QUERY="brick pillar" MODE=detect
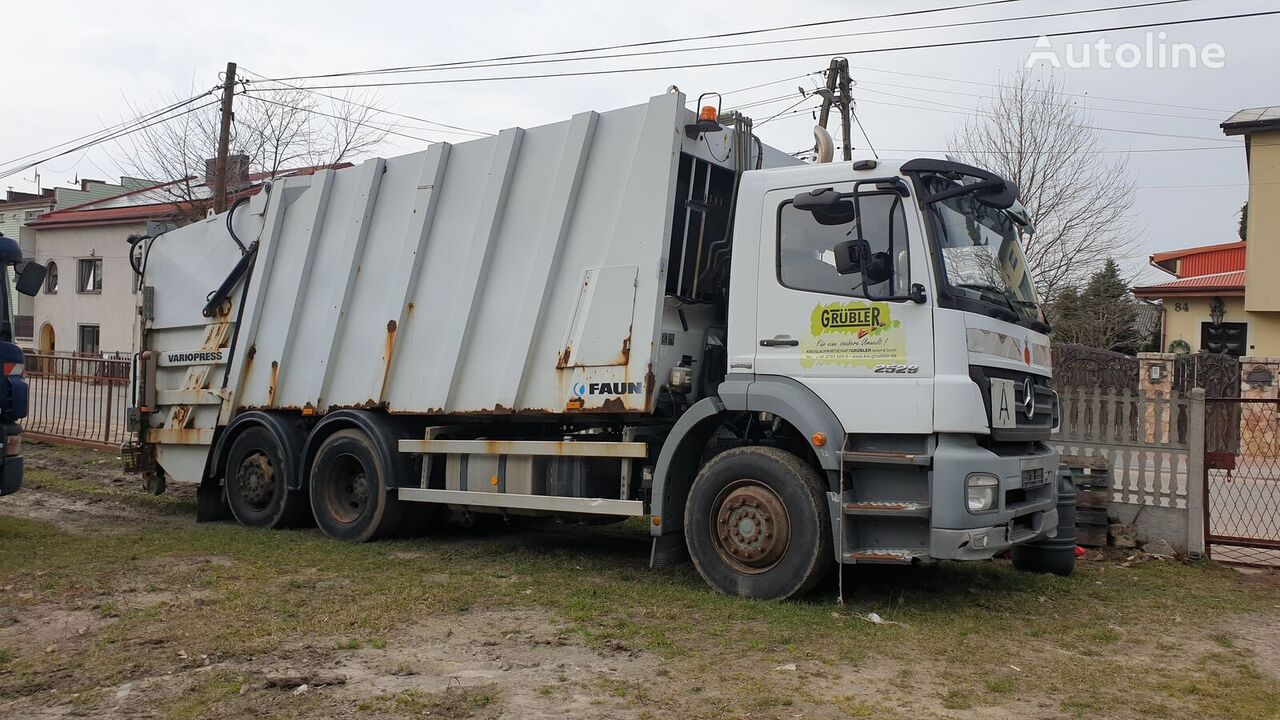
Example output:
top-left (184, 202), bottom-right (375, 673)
top-left (1138, 352), bottom-right (1177, 443)
top-left (1239, 356), bottom-right (1280, 455)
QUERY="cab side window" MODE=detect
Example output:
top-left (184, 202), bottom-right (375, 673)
top-left (777, 192), bottom-right (908, 298)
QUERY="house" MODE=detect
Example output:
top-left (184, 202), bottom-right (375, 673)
top-left (22, 164), bottom-right (349, 356)
top-left (1131, 106), bottom-right (1280, 356)
top-left (0, 179), bottom-right (156, 344)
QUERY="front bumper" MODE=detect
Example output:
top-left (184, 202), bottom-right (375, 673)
top-left (929, 434), bottom-right (1059, 560)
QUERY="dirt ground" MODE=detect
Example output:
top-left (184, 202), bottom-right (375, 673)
top-left (1, 442), bottom-right (1278, 720)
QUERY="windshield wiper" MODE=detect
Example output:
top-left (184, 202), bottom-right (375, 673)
top-left (954, 283), bottom-right (1027, 315)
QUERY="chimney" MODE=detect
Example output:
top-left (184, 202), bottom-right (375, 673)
top-left (204, 154), bottom-right (251, 191)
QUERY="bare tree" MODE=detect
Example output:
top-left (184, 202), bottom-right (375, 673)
top-left (948, 71), bottom-right (1138, 307)
top-left (116, 83), bottom-right (394, 219)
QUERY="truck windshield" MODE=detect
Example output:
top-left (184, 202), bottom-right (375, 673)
top-left (919, 175), bottom-right (1045, 327)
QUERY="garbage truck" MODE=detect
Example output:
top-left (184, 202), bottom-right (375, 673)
top-left (125, 89), bottom-right (1064, 598)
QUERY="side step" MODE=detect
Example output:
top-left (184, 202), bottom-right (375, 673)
top-left (397, 488), bottom-right (644, 516)
top-left (840, 450), bottom-right (930, 466)
top-left (843, 501), bottom-right (931, 518)
top-left (842, 548), bottom-right (931, 565)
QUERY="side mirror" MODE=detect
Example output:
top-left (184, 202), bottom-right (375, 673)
top-left (974, 180), bottom-right (1019, 210)
top-left (793, 187), bottom-right (841, 211)
top-left (794, 188), bottom-right (855, 226)
top-left (864, 252), bottom-right (893, 285)
top-left (833, 238), bottom-right (870, 275)
top-left (15, 261), bottom-right (47, 297)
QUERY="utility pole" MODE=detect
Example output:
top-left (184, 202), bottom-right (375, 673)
top-left (211, 61), bottom-right (237, 214)
top-left (835, 58), bottom-right (853, 162)
top-left (814, 57), bottom-right (854, 161)
top-left (816, 58), bottom-right (840, 133)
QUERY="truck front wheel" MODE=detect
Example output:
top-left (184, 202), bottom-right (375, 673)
top-left (685, 446), bottom-right (832, 599)
top-left (309, 429), bottom-right (403, 542)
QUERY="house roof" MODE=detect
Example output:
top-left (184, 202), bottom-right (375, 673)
top-left (1222, 106), bottom-right (1280, 136)
top-left (24, 201), bottom-right (189, 229)
top-left (1149, 240), bottom-right (1246, 277)
top-left (25, 163), bottom-right (353, 230)
top-left (1132, 270), bottom-right (1246, 298)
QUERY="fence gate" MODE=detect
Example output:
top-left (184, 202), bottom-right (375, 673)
top-left (1204, 397), bottom-right (1280, 566)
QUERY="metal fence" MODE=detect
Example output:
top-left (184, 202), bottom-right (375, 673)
top-left (1205, 397), bottom-right (1280, 567)
top-left (22, 351), bottom-right (133, 449)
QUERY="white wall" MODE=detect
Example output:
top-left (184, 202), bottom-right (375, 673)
top-left (31, 222), bottom-right (145, 355)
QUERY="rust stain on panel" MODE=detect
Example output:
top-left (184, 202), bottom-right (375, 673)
top-left (268, 360), bottom-right (280, 406)
top-left (378, 319), bottom-right (399, 403)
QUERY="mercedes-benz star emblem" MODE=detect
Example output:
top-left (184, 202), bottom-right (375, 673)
top-left (1022, 377), bottom-right (1036, 420)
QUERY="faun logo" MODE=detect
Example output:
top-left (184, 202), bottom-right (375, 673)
top-left (811, 300), bottom-right (898, 339)
top-left (574, 382), bottom-right (643, 397)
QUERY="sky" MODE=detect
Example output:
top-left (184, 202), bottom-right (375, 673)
top-left (3, 0), bottom-right (1277, 285)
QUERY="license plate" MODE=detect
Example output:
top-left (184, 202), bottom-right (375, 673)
top-left (1021, 468), bottom-right (1049, 489)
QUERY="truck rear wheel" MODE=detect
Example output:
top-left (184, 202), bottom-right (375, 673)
top-left (225, 427), bottom-right (309, 529)
top-left (309, 429), bottom-right (403, 542)
top-left (684, 446), bottom-right (832, 599)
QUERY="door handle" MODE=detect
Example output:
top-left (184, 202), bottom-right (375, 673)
top-left (759, 337), bottom-right (799, 347)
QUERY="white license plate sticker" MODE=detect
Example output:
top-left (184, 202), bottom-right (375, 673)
top-left (990, 378), bottom-right (1018, 429)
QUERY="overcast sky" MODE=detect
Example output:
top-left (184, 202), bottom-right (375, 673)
top-left (4, 0), bottom-right (1277, 283)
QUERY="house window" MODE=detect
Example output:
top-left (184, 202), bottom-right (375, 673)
top-left (44, 261), bottom-right (58, 293)
top-left (77, 324), bottom-right (100, 355)
top-left (23, 208), bottom-right (45, 221)
top-left (1201, 322), bottom-right (1247, 357)
top-left (76, 258), bottom-right (102, 293)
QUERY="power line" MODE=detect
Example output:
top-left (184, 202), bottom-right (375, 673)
top-left (240, 91), bottom-right (443, 145)
top-left (0, 90), bottom-right (217, 174)
top-left (847, 64), bottom-right (1234, 115)
top-left (701, 72), bottom-right (820, 102)
top-left (852, 78), bottom-right (1224, 121)
top-left (852, 110), bottom-right (879, 160)
top-left (270, 0), bottom-right (1038, 81)
top-left (264, 10), bottom-right (1280, 91)
top-left (272, 0), bottom-right (1203, 81)
top-left (849, 94), bottom-right (1236, 143)
top-left (865, 145), bottom-right (1238, 155)
top-left (755, 97), bottom-right (818, 127)
top-left (0, 96), bottom-right (223, 183)
top-left (239, 67), bottom-right (493, 138)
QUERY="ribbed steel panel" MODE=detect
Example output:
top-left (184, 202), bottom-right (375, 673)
top-left (142, 93), bottom-right (798, 426)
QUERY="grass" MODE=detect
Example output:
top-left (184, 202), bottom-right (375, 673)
top-left (2, 448), bottom-right (1279, 719)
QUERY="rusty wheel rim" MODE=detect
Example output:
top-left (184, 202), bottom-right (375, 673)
top-left (710, 479), bottom-right (791, 574)
top-left (325, 453), bottom-right (371, 524)
top-left (236, 452), bottom-right (275, 510)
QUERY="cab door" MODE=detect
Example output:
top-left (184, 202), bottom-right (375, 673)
top-left (752, 183), bottom-right (935, 435)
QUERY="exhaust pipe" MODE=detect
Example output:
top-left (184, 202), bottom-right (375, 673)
top-left (813, 125), bottom-right (834, 164)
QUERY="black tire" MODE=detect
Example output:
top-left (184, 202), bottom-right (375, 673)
top-left (1011, 544), bottom-right (1076, 576)
top-left (684, 446), bottom-right (833, 599)
top-left (309, 429), bottom-right (403, 542)
top-left (225, 426), bottom-right (309, 529)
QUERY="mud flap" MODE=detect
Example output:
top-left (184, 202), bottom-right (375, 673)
top-left (649, 532), bottom-right (690, 568)
top-left (196, 478), bottom-right (230, 522)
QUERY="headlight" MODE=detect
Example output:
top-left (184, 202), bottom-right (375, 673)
top-left (966, 473), bottom-right (999, 513)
